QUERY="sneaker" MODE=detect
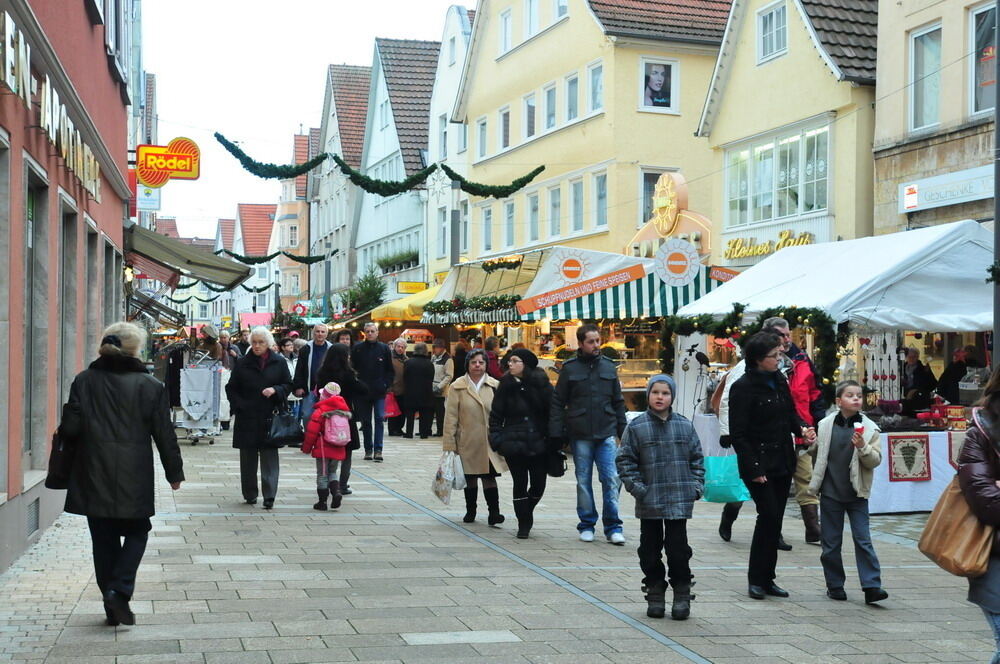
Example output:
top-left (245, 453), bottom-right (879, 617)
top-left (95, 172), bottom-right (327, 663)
top-left (374, 452), bottom-right (383, 462)
top-left (579, 530), bottom-right (595, 542)
top-left (608, 532), bottom-right (626, 546)
top-left (363, 452), bottom-right (373, 460)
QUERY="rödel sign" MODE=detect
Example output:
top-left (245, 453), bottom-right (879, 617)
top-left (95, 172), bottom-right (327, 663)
top-left (136, 137), bottom-right (201, 188)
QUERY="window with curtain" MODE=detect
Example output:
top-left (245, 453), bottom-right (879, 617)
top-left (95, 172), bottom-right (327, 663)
top-left (911, 25), bottom-right (942, 130)
top-left (528, 193), bottom-right (539, 241)
top-left (758, 2), bottom-right (787, 62)
top-left (549, 186), bottom-right (561, 237)
top-left (973, 6), bottom-right (996, 114)
top-left (504, 201), bottom-right (515, 246)
top-left (594, 173), bottom-right (607, 226)
top-left (589, 63), bottom-right (603, 111)
top-left (571, 180), bottom-right (584, 231)
top-left (566, 75), bottom-right (579, 120)
top-left (482, 208), bottom-right (493, 251)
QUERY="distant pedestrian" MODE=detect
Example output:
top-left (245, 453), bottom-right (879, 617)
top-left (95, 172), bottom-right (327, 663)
top-left (616, 374), bottom-right (703, 620)
top-left (453, 338), bottom-right (469, 380)
top-left (484, 337), bottom-right (503, 379)
top-left (279, 337), bottom-right (297, 375)
top-left (218, 330), bottom-right (242, 369)
top-left (292, 324), bottom-right (332, 425)
top-left (387, 338), bottom-right (407, 436)
top-left (316, 344), bottom-right (368, 495)
top-left (334, 329), bottom-right (354, 346)
top-left (431, 338), bottom-right (454, 437)
top-left (489, 349), bottom-right (553, 539)
top-left (403, 343), bottom-right (436, 439)
top-left (808, 380), bottom-right (887, 604)
top-left (301, 382), bottom-right (352, 510)
top-left (443, 349), bottom-right (507, 525)
top-left (351, 322), bottom-right (394, 461)
top-left (61, 322), bottom-right (184, 626)
top-left (236, 329), bottom-right (250, 355)
top-left (549, 324), bottom-right (627, 545)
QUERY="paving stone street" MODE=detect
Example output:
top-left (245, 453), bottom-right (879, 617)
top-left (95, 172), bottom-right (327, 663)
top-left (1, 432), bottom-right (995, 663)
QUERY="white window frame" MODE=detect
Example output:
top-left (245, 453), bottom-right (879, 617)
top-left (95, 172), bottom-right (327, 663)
top-left (289, 224), bottom-right (298, 246)
top-left (257, 292), bottom-right (267, 308)
top-left (477, 117), bottom-right (488, 158)
top-left (554, 0), bottom-right (568, 19)
top-left (504, 200), bottom-right (516, 247)
top-left (482, 207), bottom-right (493, 251)
top-left (437, 206), bottom-right (448, 258)
top-left (757, 0), bottom-right (788, 64)
top-left (379, 100), bottom-right (390, 129)
top-left (290, 273), bottom-right (300, 294)
top-left (638, 57), bottom-right (681, 115)
top-left (639, 168), bottom-right (673, 227)
top-left (499, 9), bottom-right (513, 54)
top-left (570, 179), bottom-right (584, 232)
top-left (456, 122), bottom-right (468, 153)
top-left (592, 172), bottom-right (607, 228)
top-left (524, 93), bottom-right (536, 138)
top-left (460, 200), bottom-right (469, 252)
top-left (439, 114), bottom-right (448, 160)
top-left (548, 185), bottom-right (561, 237)
top-left (909, 22), bottom-right (943, 132)
top-left (587, 61), bottom-right (604, 112)
top-left (499, 106), bottom-right (511, 149)
top-left (970, 4), bottom-right (996, 117)
top-left (565, 73), bottom-right (579, 121)
top-left (448, 36), bottom-right (456, 65)
top-left (543, 83), bottom-right (557, 130)
top-left (527, 192), bottom-right (540, 242)
top-left (525, 0), bottom-right (539, 37)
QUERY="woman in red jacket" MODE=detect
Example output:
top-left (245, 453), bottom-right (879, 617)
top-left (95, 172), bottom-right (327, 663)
top-left (301, 382), bottom-right (351, 510)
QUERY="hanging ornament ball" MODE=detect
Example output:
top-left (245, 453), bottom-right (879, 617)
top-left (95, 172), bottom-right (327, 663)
top-left (836, 352), bottom-right (843, 359)
top-left (804, 318), bottom-right (810, 325)
top-left (779, 312), bottom-right (785, 318)
top-left (725, 327), bottom-right (732, 334)
top-left (822, 378), bottom-right (830, 385)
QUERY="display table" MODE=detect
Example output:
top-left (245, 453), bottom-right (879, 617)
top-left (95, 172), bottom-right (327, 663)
top-left (868, 430), bottom-right (962, 514)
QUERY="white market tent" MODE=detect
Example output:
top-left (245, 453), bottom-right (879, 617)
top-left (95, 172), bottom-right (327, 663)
top-left (676, 219), bottom-right (994, 332)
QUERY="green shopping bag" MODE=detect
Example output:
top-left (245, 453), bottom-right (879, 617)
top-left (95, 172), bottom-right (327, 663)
top-left (702, 455), bottom-right (750, 503)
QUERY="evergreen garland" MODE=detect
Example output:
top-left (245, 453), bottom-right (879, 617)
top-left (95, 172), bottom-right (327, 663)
top-left (202, 282), bottom-right (230, 292)
top-left (167, 293), bottom-right (224, 304)
top-left (424, 294), bottom-right (521, 314)
top-left (440, 163), bottom-right (545, 199)
top-left (174, 281), bottom-right (199, 290)
top-left (240, 282), bottom-right (276, 293)
top-left (332, 154), bottom-right (437, 197)
top-left (988, 262), bottom-right (1000, 284)
top-left (214, 132), bottom-right (328, 179)
top-left (214, 249), bottom-right (334, 265)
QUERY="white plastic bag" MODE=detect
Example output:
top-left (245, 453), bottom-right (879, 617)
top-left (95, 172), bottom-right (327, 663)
top-left (452, 454), bottom-right (467, 490)
top-left (432, 452), bottom-right (456, 504)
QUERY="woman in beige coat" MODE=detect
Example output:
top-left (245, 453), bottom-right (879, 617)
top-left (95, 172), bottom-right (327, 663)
top-left (443, 349), bottom-right (508, 526)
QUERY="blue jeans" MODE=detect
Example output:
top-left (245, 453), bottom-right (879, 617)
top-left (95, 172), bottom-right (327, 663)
top-left (357, 397), bottom-right (386, 452)
top-left (982, 608), bottom-right (1000, 664)
top-left (299, 392), bottom-right (317, 429)
top-left (571, 437), bottom-right (622, 537)
top-left (819, 494), bottom-right (882, 590)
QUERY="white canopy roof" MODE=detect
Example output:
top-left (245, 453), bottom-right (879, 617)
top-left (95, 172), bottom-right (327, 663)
top-left (677, 220), bottom-right (994, 332)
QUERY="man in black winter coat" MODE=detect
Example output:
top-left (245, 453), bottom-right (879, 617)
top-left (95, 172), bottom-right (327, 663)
top-left (351, 322), bottom-right (394, 461)
top-left (403, 343), bottom-right (436, 439)
top-left (550, 324), bottom-right (628, 545)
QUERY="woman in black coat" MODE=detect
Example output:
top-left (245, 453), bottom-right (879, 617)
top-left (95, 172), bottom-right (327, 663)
top-left (488, 348), bottom-right (554, 539)
top-left (225, 327), bottom-right (293, 509)
top-left (316, 342), bottom-right (369, 493)
top-left (62, 322), bottom-right (184, 626)
top-left (403, 342), bottom-right (436, 439)
top-left (728, 332), bottom-right (814, 600)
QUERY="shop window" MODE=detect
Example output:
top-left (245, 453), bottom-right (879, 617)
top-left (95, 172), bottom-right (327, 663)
top-left (528, 193), bottom-right (539, 242)
top-left (910, 24), bottom-right (942, 131)
top-left (758, 1), bottom-right (787, 63)
top-left (971, 5), bottom-right (996, 115)
top-left (549, 186), bottom-right (561, 237)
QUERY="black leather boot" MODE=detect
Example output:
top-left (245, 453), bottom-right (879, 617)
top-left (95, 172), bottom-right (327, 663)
top-left (719, 501), bottom-right (741, 542)
top-left (463, 486), bottom-right (478, 523)
top-left (643, 582), bottom-right (666, 618)
top-left (670, 581), bottom-right (695, 620)
top-left (328, 481), bottom-right (342, 509)
top-left (484, 487), bottom-right (505, 526)
top-left (314, 489), bottom-right (329, 511)
top-left (513, 497), bottom-right (532, 538)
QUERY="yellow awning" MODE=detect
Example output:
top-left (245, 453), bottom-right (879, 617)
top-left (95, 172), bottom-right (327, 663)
top-left (371, 285), bottom-right (441, 321)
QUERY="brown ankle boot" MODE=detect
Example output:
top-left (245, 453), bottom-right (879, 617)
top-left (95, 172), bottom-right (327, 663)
top-left (802, 504), bottom-right (820, 543)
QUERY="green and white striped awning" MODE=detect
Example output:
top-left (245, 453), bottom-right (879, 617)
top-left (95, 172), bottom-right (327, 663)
top-left (519, 266), bottom-right (717, 321)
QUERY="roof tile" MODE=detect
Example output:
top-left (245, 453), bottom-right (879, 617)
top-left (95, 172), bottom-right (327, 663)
top-left (155, 217), bottom-right (179, 238)
top-left (329, 65), bottom-right (372, 169)
top-left (293, 134), bottom-right (310, 199)
top-left (375, 38), bottom-right (440, 175)
top-left (799, 0), bottom-right (877, 83)
top-left (236, 204), bottom-right (277, 256)
top-left (587, 0), bottom-right (731, 44)
top-left (218, 218), bottom-right (236, 252)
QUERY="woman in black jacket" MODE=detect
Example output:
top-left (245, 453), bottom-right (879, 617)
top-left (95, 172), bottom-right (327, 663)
top-left (729, 332), bottom-right (814, 600)
top-left (225, 327), bottom-right (293, 509)
top-left (403, 343), bottom-right (436, 439)
top-left (489, 349), bottom-right (554, 539)
top-left (62, 322), bottom-right (184, 626)
top-left (316, 343), bottom-right (369, 494)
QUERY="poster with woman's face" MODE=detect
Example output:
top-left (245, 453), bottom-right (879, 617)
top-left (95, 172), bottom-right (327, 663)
top-left (643, 62), bottom-right (672, 108)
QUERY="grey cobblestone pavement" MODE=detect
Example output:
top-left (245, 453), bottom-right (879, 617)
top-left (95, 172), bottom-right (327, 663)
top-left (0, 431), bottom-right (992, 663)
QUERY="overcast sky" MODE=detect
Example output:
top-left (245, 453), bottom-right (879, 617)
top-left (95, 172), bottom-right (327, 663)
top-left (143, 0), bottom-right (460, 240)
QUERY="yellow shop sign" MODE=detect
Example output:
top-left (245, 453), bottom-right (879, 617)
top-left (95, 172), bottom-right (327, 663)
top-left (724, 230), bottom-right (815, 260)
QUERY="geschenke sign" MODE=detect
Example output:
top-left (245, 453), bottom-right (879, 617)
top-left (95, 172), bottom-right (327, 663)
top-left (723, 230), bottom-right (814, 260)
top-left (898, 165), bottom-right (992, 214)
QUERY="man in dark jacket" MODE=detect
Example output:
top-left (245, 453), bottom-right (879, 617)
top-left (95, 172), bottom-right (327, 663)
top-left (403, 343), bottom-right (436, 439)
top-left (293, 324), bottom-right (332, 425)
top-left (351, 322), bottom-right (394, 461)
top-left (550, 324), bottom-right (627, 545)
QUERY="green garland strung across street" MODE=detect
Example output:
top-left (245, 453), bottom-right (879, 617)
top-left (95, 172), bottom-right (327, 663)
top-left (167, 293), bottom-right (224, 304)
top-left (240, 282), bottom-right (275, 293)
top-left (214, 248), bottom-right (335, 265)
top-left (214, 132), bottom-right (328, 179)
top-left (174, 281), bottom-right (199, 290)
top-left (332, 154), bottom-right (437, 197)
top-left (440, 163), bottom-right (545, 199)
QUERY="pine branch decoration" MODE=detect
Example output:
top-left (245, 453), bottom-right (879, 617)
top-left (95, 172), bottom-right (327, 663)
top-left (440, 164), bottom-right (545, 199)
top-left (332, 154), bottom-right (437, 197)
top-left (214, 132), bottom-right (328, 179)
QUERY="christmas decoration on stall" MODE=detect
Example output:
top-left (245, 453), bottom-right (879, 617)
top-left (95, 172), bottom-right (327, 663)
top-left (440, 164), bottom-right (545, 199)
top-left (481, 255), bottom-right (524, 274)
top-left (424, 294), bottom-right (522, 314)
top-left (215, 132), bottom-right (328, 179)
top-left (332, 154), bottom-right (437, 197)
top-left (658, 304), bottom-right (746, 375)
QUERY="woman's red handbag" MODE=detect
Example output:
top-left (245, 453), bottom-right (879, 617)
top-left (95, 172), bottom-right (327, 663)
top-left (384, 392), bottom-right (402, 418)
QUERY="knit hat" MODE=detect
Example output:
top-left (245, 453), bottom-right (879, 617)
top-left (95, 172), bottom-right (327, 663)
top-left (646, 373), bottom-right (675, 398)
top-left (320, 382), bottom-right (342, 399)
top-left (509, 348), bottom-right (538, 371)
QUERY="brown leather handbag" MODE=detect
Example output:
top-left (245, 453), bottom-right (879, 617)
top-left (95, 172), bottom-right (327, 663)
top-left (918, 409), bottom-right (994, 577)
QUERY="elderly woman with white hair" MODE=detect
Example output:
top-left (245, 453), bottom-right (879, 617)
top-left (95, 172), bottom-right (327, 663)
top-left (225, 326), bottom-right (294, 509)
top-left (61, 322), bottom-right (184, 626)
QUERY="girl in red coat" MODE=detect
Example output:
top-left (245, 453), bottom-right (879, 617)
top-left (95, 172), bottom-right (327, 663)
top-left (301, 382), bottom-right (351, 510)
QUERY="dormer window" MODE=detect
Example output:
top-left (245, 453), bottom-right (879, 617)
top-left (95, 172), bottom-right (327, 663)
top-left (758, 1), bottom-right (787, 63)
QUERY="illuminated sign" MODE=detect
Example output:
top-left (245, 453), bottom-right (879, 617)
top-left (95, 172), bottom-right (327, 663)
top-left (397, 281), bottom-right (428, 294)
top-left (654, 238), bottom-right (700, 287)
top-left (137, 138), bottom-right (201, 187)
top-left (724, 230), bottom-right (815, 260)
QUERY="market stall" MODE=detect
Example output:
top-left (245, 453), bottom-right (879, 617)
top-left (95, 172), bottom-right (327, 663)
top-left (675, 219), bottom-right (994, 513)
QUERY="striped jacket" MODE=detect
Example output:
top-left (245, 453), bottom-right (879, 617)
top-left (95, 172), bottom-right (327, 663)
top-left (616, 410), bottom-right (705, 520)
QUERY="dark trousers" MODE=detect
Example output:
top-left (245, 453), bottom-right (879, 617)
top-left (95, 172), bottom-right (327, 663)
top-left (433, 396), bottom-right (446, 435)
top-left (506, 454), bottom-right (548, 502)
top-left (356, 397), bottom-right (386, 452)
top-left (745, 473), bottom-right (793, 586)
top-left (87, 517), bottom-right (151, 600)
top-left (638, 518), bottom-right (692, 589)
top-left (387, 394), bottom-right (405, 435)
top-left (820, 494), bottom-right (882, 590)
top-left (405, 406), bottom-right (434, 438)
top-left (340, 449), bottom-right (352, 488)
top-left (240, 447), bottom-right (280, 502)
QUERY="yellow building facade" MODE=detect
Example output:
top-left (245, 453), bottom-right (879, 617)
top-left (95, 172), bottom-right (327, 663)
top-left (451, 0), bottom-right (729, 262)
top-left (696, 0), bottom-right (877, 266)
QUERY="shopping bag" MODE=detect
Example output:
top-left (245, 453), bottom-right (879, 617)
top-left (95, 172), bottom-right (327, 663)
top-left (432, 451), bottom-right (456, 504)
top-left (918, 475), bottom-right (994, 577)
top-left (45, 429), bottom-right (76, 490)
top-left (702, 455), bottom-right (750, 503)
top-left (385, 392), bottom-right (402, 418)
top-left (452, 454), bottom-right (467, 490)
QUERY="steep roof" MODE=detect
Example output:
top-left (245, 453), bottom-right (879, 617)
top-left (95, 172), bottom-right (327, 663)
top-left (293, 134), bottom-right (310, 199)
top-left (218, 218), bottom-right (236, 252)
top-left (179, 237), bottom-right (217, 255)
top-left (587, 0), bottom-right (731, 44)
top-left (308, 127), bottom-right (322, 159)
top-left (155, 217), bottom-right (179, 238)
top-left (799, 0), bottom-right (877, 84)
top-left (236, 204), bottom-right (277, 256)
top-left (375, 38), bottom-right (440, 175)
top-left (329, 64), bottom-right (371, 169)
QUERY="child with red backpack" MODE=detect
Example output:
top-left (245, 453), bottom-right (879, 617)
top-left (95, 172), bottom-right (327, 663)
top-left (302, 382), bottom-right (352, 510)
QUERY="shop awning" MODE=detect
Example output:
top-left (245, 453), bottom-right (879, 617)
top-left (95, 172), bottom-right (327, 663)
top-left (676, 219), bottom-right (994, 332)
top-left (372, 285), bottom-right (441, 321)
top-left (125, 223), bottom-right (252, 290)
top-left (127, 290), bottom-right (186, 328)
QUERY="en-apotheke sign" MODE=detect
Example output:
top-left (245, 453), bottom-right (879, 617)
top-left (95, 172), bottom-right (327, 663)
top-left (898, 165), bottom-right (992, 214)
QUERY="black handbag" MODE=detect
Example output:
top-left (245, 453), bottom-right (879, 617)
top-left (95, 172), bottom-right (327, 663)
top-left (267, 404), bottom-right (304, 446)
top-left (45, 429), bottom-right (76, 490)
top-left (546, 449), bottom-right (567, 478)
